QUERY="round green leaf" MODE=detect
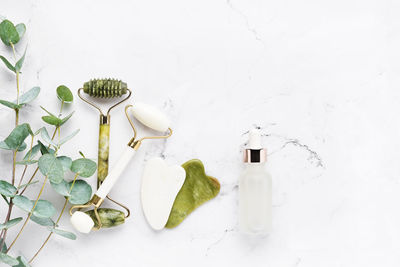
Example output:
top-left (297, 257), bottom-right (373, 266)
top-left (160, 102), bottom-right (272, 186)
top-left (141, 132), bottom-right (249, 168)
top-left (42, 116), bottom-right (62, 126)
top-left (15, 23), bottom-right (26, 39)
top-left (49, 228), bottom-right (76, 240)
top-left (0, 252), bottom-right (18, 265)
top-left (56, 85), bottom-right (73, 103)
top-left (0, 55), bottom-right (16, 73)
top-left (0, 180), bottom-right (17, 197)
top-left (71, 158), bottom-right (96, 177)
top-left (30, 215), bottom-right (55, 227)
top-left (57, 156), bottom-right (72, 172)
top-left (0, 20), bottom-right (19, 46)
top-left (0, 217), bottom-right (22, 230)
top-left (33, 200), bottom-right (56, 218)
top-left (38, 154), bottom-right (64, 184)
top-left (68, 180), bottom-right (92, 205)
top-left (50, 180), bottom-right (70, 197)
top-left (13, 195), bottom-right (33, 212)
top-left (60, 111), bottom-right (74, 126)
top-left (19, 87), bottom-right (40, 105)
top-left (4, 123), bottom-right (31, 150)
top-left (0, 141), bottom-right (26, 151)
top-left (13, 255), bottom-right (30, 267)
top-left (0, 99), bottom-right (20, 109)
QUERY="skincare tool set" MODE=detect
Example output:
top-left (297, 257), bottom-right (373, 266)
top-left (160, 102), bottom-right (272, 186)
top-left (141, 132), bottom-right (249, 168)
top-left (69, 78), bottom-right (222, 233)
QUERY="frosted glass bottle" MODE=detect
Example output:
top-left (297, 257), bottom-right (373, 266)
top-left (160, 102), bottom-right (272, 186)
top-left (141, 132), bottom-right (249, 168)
top-left (239, 129), bottom-right (272, 235)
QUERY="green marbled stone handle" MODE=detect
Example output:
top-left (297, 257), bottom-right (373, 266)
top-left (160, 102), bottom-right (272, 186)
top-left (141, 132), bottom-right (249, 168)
top-left (98, 123), bottom-right (110, 187)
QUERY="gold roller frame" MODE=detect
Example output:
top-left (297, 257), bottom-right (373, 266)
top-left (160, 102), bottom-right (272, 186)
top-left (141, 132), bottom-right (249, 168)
top-left (78, 78), bottom-right (132, 218)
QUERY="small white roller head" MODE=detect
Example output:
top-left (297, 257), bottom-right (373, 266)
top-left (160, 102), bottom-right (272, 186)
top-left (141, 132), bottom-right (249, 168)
top-left (70, 211), bottom-right (94, 234)
top-left (131, 102), bottom-right (170, 132)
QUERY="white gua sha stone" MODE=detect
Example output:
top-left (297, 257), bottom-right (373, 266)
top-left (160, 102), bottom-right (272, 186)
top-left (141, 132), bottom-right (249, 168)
top-left (141, 157), bottom-right (186, 230)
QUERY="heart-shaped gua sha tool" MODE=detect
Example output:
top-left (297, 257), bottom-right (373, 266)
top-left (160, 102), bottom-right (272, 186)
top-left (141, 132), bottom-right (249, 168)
top-left (141, 157), bottom-right (186, 230)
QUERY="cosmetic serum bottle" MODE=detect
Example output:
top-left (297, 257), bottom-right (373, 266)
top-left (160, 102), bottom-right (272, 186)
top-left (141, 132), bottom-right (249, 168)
top-left (239, 129), bottom-right (272, 235)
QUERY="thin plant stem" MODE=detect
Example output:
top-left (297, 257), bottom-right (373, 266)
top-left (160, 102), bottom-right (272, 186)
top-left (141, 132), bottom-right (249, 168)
top-left (0, 43), bottom-right (21, 251)
top-left (18, 127), bottom-right (58, 195)
top-left (29, 173), bottom-right (79, 263)
top-left (7, 176), bottom-right (49, 252)
top-left (17, 135), bottom-right (34, 189)
top-left (1, 128), bottom-right (57, 250)
top-left (8, 117), bottom-right (61, 252)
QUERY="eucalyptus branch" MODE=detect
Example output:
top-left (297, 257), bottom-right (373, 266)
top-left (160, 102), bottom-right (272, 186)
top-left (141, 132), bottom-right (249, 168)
top-left (18, 128), bottom-right (58, 195)
top-left (7, 176), bottom-right (49, 252)
top-left (7, 130), bottom-right (63, 252)
top-left (17, 135), bottom-right (34, 188)
top-left (0, 40), bottom-right (21, 253)
top-left (29, 173), bottom-right (79, 263)
top-left (0, 19), bottom-right (94, 266)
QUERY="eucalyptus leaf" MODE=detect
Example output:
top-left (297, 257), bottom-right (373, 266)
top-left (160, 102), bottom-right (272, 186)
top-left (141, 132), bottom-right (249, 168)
top-left (56, 85), bottom-right (73, 103)
top-left (37, 140), bottom-right (54, 155)
top-left (0, 180), bottom-right (17, 197)
top-left (40, 106), bottom-right (57, 117)
top-left (30, 215), bottom-right (55, 227)
top-left (59, 129), bottom-right (79, 146)
top-left (71, 158), bottom-right (96, 178)
top-left (33, 127), bottom-right (43, 136)
top-left (0, 141), bottom-right (26, 151)
top-left (40, 127), bottom-right (57, 147)
top-left (22, 144), bottom-right (40, 161)
top-left (60, 111), bottom-right (74, 126)
top-left (48, 228), bottom-right (76, 240)
top-left (0, 252), bottom-right (19, 265)
top-left (4, 123), bottom-right (31, 150)
top-left (0, 19), bottom-right (19, 46)
top-left (17, 180), bottom-right (38, 189)
top-left (15, 23), bottom-right (26, 39)
top-left (68, 180), bottom-right (92, 205)
top-left (0, 99), bottom-right (20, 109)
top-left (38, 154), bottom-right (64, 184)
top-left (42, 115), bottom-right (62, 126)
top-left (0, 238), bottom-right (6, 253)
top-left (13, 195), bottom-right (33, 212)
top-left (57, 156), bottom-right (72, 172)
top-left (50, 180), bottom-right (70, 197)
top-left (15, 46), bottom-right (26, 72)
top-left (0, 217), bottom-right (22, 230)
top-left (19, 87), bottom-right (40, 105)
top-left (32, 200), bottom-right (56, 218)
top-left (0, 55), bottom-right (16, 73)
top-left (15, 159), bottom-right (37, 165)
top-left (13, 255), bottom-right (31, 267)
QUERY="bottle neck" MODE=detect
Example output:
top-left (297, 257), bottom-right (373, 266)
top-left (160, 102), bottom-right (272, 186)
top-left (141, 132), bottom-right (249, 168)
top-left (245, 162), bottom-right (266, 169)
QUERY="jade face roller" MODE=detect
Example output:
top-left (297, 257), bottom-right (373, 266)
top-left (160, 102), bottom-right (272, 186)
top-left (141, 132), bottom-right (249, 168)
top-left (78, 78), bottom-right (132, 216)
top-left (69, 102), bottom-right (173, 233)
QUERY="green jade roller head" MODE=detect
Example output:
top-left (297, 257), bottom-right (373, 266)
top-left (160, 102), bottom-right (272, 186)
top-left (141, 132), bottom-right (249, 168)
top-left (80, 78), bottom-right (131, 123)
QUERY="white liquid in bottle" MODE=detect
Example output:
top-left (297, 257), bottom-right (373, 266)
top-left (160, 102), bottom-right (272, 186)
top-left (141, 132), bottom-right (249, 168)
top-left (239, 129), bottom-right (272, 235)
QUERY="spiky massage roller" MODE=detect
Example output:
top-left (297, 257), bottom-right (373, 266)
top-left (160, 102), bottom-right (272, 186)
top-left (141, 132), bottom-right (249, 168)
top-left (78, 78), bottom-right (132, 220)
top-left (83, 79), bottom-right (128, 98)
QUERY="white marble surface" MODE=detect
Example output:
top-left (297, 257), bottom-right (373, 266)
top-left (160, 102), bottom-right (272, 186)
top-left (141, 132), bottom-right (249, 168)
top-left (0, 0), bottom-right (399, 266)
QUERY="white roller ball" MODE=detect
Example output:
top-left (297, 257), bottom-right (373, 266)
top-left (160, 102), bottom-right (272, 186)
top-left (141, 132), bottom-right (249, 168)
top-left (70, 211), bottom-right (94, 234)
